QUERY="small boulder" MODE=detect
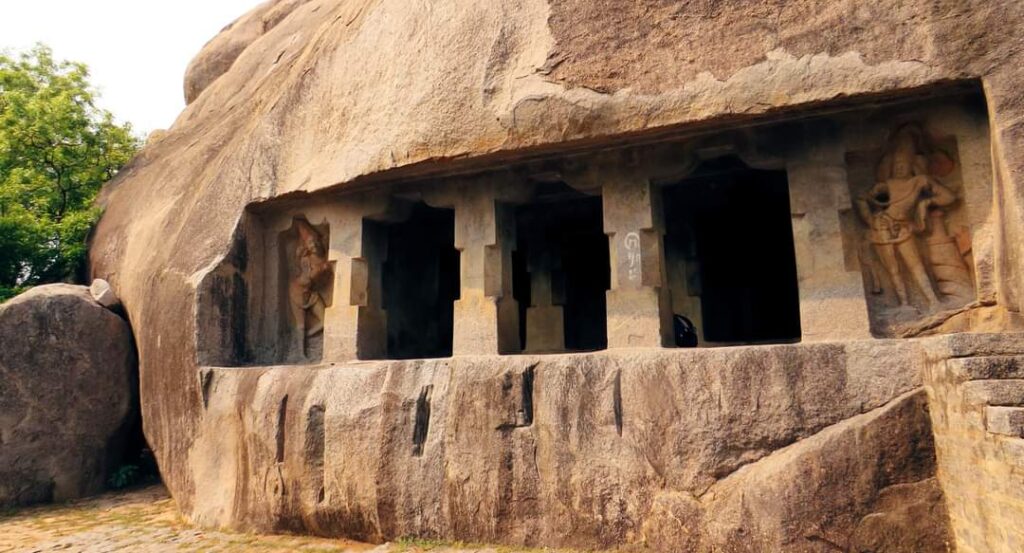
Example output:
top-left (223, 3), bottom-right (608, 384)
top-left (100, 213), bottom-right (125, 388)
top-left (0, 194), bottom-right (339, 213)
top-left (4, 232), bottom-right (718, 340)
top-left (89, 278), bottom-right (121, 310)
top-left (0, 284), bottom-right (135, 507)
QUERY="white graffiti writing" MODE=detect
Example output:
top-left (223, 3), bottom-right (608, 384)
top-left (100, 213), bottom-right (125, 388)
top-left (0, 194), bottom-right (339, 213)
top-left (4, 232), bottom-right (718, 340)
top-left (624, 232), bottom-right (641, 282)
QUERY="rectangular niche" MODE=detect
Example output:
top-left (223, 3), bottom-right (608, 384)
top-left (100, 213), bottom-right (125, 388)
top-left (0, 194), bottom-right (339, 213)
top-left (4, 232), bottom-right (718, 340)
top-left (662, 156), bottom-right (801, 346)
top-left (195, 211), bottom-right (335, 366)
top-left (845, 120), bottom-right (980, 338)
top-left (276, 217), bottom-right (334, 362)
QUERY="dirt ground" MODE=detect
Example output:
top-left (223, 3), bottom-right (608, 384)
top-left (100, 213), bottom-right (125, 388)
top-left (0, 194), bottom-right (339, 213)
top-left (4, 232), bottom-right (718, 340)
top-left (0, 486), bottom-right (556, 553)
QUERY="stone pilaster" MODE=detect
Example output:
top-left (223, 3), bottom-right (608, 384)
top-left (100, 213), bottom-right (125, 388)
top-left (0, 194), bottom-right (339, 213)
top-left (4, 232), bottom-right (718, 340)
top-left (984, 66), bottom-right (1024, 314)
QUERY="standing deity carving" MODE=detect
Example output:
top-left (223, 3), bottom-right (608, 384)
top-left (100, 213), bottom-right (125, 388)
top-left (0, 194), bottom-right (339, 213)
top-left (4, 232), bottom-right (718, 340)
top-left (288, 219), bottom-right (331, 357)
top-left (855, 124), bottom-right (974, 313)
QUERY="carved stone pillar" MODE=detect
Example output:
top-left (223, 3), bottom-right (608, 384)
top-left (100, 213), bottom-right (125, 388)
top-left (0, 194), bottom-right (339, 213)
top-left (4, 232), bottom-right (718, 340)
top-left (524, 240), bottom-right (565, 353)
top-left (787, 127), bottom-right (872, 341)
top-left (602, 174), bottom-right (671, 348)
top-left (449, 186), bottom-right (520, 355)
top-left (322, 199), bottom-right (388, 361)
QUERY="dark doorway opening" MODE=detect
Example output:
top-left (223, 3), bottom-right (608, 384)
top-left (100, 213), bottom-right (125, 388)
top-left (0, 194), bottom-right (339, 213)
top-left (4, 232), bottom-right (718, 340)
top-left (663, 157), bottom-right (801, 345)
top-left (513, 189), bottom-right (609, 353)
top-left (382, 203), bottom-right (460, 359)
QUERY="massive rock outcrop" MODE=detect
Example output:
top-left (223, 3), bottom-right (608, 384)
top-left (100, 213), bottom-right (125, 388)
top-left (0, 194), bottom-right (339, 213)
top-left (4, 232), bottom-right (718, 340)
top-left (0, 285), bottom-right (135, 507)
top-left (89, 0), bottom-right (1024, 550)
top-left (183, 0), bottom-right (311, 104)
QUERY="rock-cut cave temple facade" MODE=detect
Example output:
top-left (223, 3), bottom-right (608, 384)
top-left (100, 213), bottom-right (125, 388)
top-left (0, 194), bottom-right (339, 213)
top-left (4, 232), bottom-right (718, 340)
top-left (91, 1), bottom-right (1024, 552)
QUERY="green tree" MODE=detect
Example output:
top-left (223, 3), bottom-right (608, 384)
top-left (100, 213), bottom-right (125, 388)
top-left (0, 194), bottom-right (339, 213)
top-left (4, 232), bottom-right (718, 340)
top-left (0, 44), bottom-right (139, 301)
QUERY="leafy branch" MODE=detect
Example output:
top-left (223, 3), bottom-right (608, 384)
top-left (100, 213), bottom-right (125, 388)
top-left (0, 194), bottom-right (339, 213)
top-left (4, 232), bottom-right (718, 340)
top-left (0, 44), bottom-right (141, 297)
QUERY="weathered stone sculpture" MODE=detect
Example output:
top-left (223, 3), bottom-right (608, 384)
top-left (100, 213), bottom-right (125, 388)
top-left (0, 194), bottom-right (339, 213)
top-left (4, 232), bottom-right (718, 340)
top-left (856, 125), bottom-right (968, 310)
top-left (924, 202), bottom-right (975, 303)
top-left (288, 219), bottom-right (331, 358)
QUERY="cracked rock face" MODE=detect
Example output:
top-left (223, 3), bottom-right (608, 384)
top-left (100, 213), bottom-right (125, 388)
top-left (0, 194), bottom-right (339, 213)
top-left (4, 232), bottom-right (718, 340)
top-left (0, 285), bottom-right (135, 507)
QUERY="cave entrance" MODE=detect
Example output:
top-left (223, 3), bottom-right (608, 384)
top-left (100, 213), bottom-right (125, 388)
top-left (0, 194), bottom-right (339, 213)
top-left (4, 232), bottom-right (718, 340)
top-left (513, 189), bottom-right (609, 353)
top-left (108, 321), bottom-right (160, 492)
top-left (663, 157), bottom-right (801, 346)
top-left (108, 397), bottom-right (159, 491)
top-left (381, 203), bottom-right (460, 359)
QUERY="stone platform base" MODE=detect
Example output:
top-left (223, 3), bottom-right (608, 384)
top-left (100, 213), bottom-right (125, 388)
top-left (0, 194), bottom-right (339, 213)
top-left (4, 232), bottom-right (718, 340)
top-left (186, 339), bottom-right (964, 551)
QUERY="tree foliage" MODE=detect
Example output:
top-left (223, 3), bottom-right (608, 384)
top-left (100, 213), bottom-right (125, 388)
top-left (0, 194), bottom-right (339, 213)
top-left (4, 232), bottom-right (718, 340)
top-left (0, 45), bottom-right (139, 301)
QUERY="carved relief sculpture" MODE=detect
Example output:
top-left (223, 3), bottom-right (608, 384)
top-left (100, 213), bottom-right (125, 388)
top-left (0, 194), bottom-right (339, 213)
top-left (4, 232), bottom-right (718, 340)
top-left (855, 124), bottom-right (974, 316)
top-left (288, 219), bottom-right (331, 358)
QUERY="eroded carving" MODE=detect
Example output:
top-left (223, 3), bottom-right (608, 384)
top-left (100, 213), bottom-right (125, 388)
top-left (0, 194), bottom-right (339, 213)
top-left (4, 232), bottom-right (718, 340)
top-left (853, 124), bottom-right (975, 333)
top-left (288, 219), bottom-right (332, 359)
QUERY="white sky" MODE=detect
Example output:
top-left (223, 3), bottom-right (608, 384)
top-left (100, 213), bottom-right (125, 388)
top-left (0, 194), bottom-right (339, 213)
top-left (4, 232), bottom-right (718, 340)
top-left (1, 0), bottom-right (265, 135)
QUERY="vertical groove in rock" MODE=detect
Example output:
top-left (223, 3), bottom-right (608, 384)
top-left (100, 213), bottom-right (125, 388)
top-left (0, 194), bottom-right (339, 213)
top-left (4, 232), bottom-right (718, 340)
top-left (305, 404), bottom-right (326, 503)
top-left (412, 385), bottom-right (432, 457)
top-left (522, 365), bottom-right (535, 427)
top-left (200, 370), bottom-right (214, 409)
top-left (614, 369), bottom-right (623, 437)
top-left (276, 395), bottom-right (288, 463)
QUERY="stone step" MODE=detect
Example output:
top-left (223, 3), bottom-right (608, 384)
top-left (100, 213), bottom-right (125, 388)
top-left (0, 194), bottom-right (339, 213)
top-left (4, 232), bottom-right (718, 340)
top-left (986, 406), bottom-right (1024, 438)
top-left (1000, 437), bottom-right (1024, 468)
top-left (963, 379), bottom-right (1024, 407)
top-left (947, 355), bottom-right (1024, 380)
top-left (926, 332), bottom-right (1024, 360)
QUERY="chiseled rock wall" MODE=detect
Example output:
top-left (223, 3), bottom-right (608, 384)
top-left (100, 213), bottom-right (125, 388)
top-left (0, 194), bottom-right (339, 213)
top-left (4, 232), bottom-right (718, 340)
top-left (0, 285), bottom-right (135, 507)
top-left (189, 342), bottom-right (948, 550)
top-left (925, 333), bottom-right (1024, 553)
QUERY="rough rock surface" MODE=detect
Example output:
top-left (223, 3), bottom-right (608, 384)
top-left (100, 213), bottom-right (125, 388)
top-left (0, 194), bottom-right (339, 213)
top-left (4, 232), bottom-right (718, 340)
top-left (186, 343), bottom-right (946, 551)
top-left (183, 0), bottom-right (311, 105)
top-left (642, 391), bottom-right (950, 552)
top-left (88, 0), bottom-right (1024, 550)
top-left (0, 285), bottom-right (135, 507)
top-left (686, 391), bottom-right (949, 552)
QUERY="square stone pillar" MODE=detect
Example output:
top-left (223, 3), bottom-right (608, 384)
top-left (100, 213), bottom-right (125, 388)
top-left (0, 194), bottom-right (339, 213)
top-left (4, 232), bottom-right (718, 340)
top-left (451, 188), bottom-right (519, 355)
top-left (322, 203), bottom-right (387, 361)
top-left (787, 129), bottom-right (872, 341)
top-left (603, 175), bottom-right (671, 348)
top-left (524, 245), bottom-right (565, 353)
